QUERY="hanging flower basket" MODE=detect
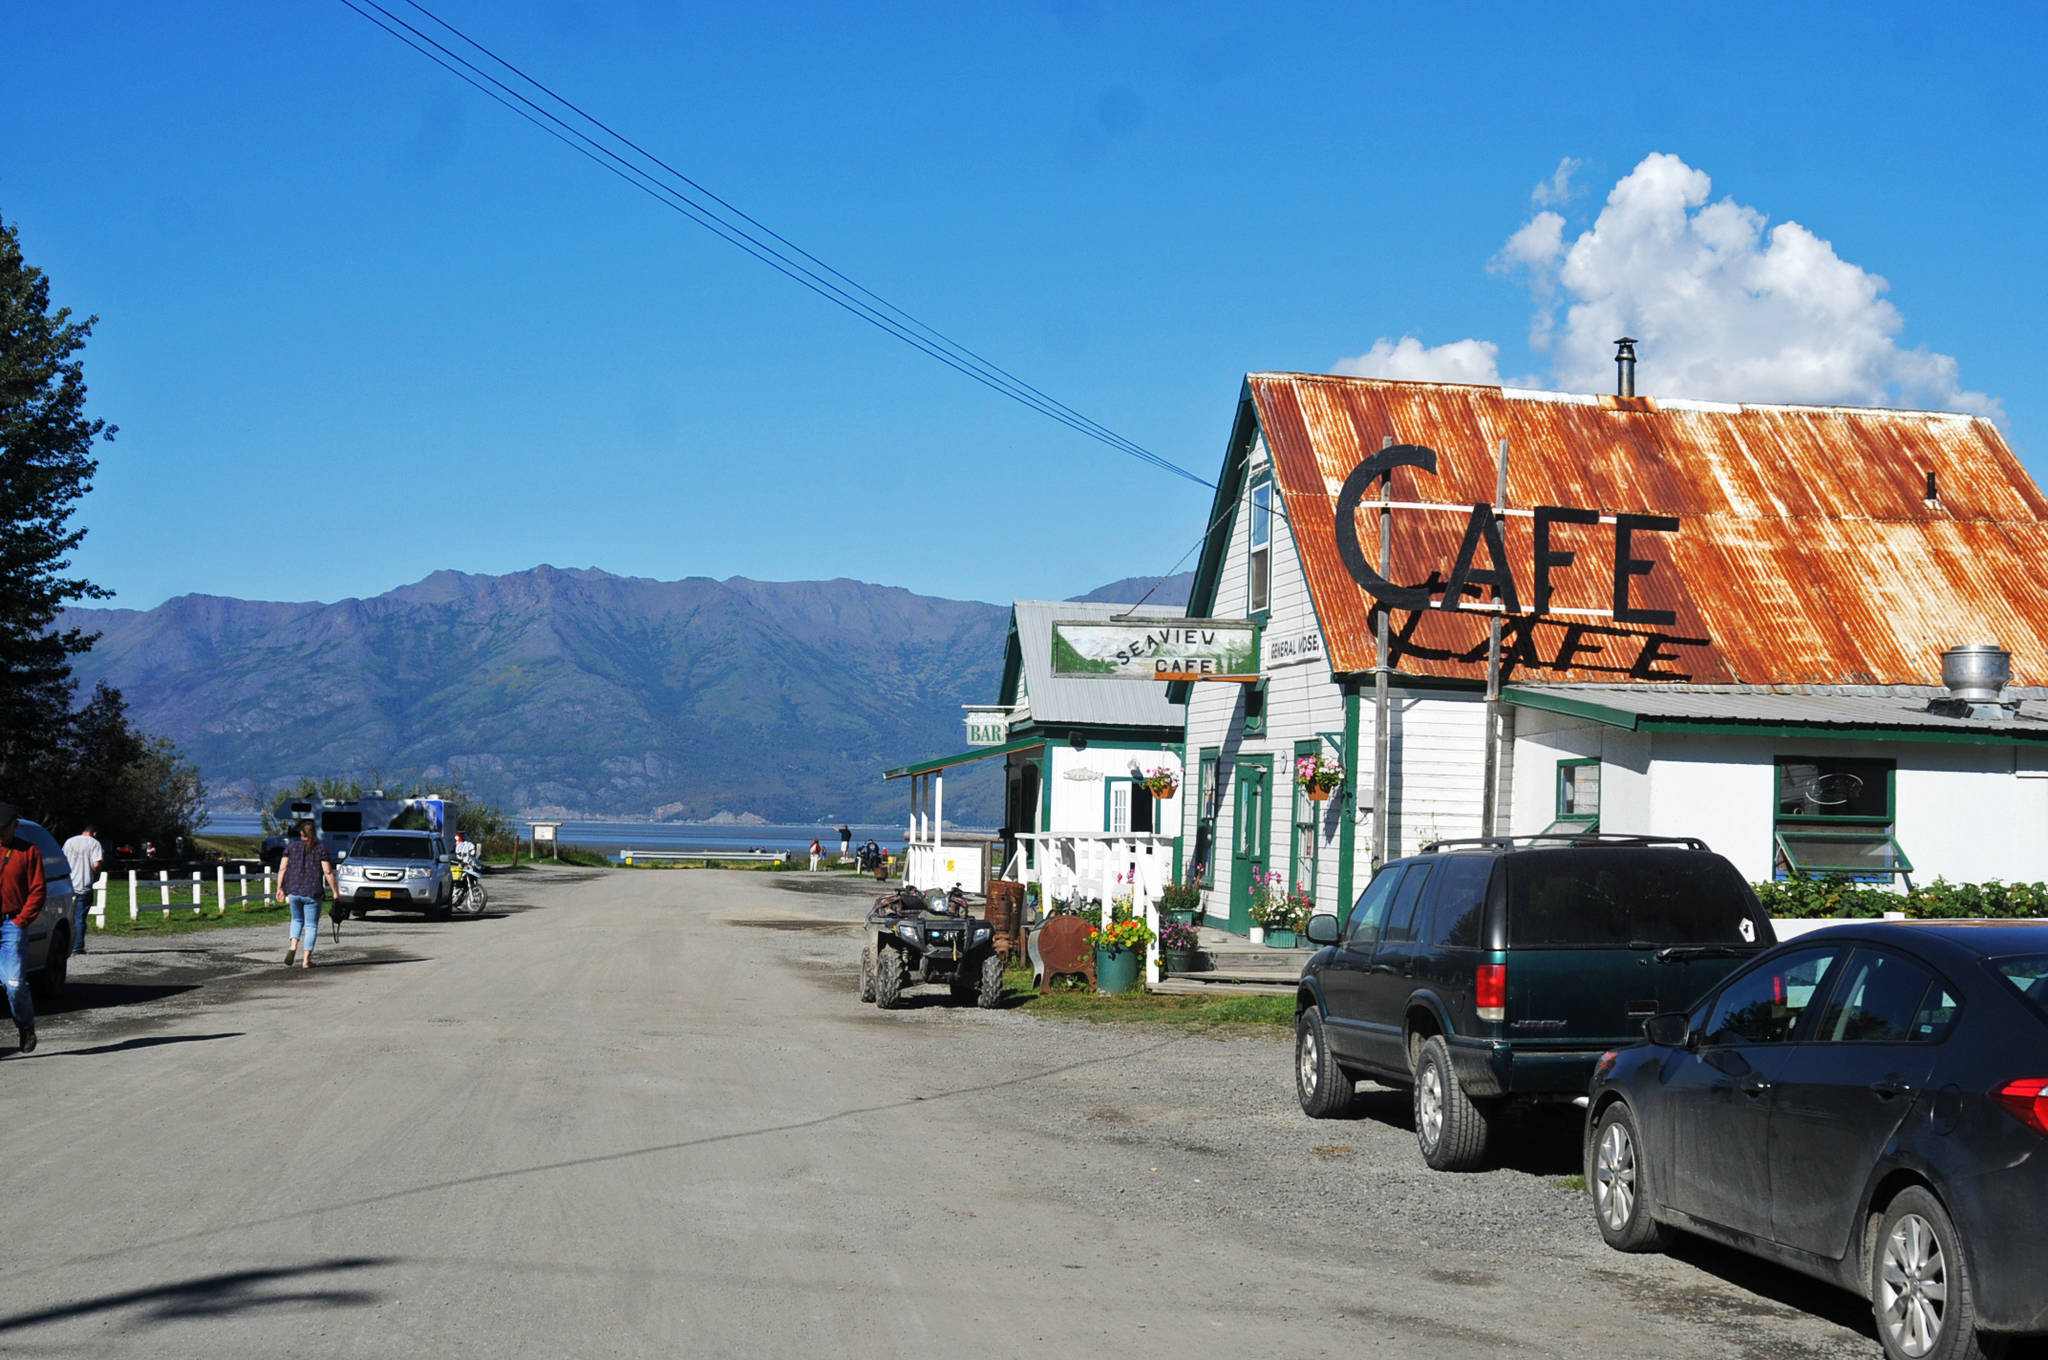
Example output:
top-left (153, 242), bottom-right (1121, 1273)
top-left (1143, 765), bottom-right (1179, 799)
top-left (1296, 752), bottom-right (1344, 799)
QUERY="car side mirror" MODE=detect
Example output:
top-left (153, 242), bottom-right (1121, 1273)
top-left (438, 855), bottom-right (452, 864)
top-left (335, 852), bottom-right (348, 863)
top-left (1644, 1012), bottom-right (1692, 1049)
top-left (1305, 913), bottom-right (1340, 946)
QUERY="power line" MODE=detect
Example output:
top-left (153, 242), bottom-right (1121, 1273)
top-left (336, 0), bottom-right (1214, 491)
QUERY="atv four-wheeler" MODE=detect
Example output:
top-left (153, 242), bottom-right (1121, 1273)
top-left (859, 885), bottom-right (1004, 1009)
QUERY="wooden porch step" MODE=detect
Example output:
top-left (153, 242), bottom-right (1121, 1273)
top-left (1150, 975), bottom-right (1299, 997)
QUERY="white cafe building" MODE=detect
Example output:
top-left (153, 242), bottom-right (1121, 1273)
top-left (1176, 370), bottom-right (2048, 935)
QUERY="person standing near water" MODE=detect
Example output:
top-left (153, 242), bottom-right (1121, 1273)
top-left (837, 825), bottom-right (851, 859)
top-left (276, 820), bottom-right (337, 968)
top-left (809, 838), bottom-right (822, 871)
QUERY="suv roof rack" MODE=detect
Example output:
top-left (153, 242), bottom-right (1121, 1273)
top-left (1417, 833), bottom-right (1712, 854)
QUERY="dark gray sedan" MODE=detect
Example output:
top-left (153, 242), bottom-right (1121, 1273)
top-left (1584, 921), bottom-right (2048, 1360)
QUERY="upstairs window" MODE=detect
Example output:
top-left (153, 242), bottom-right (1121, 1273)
top-left (1248, 479), bottom-right (1272, 616)
top-left (1773, 756), bottom-right (1912, 882)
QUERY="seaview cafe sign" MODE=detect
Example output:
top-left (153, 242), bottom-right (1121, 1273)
top-left (1334, 443), bottom-right (1709, 682)
top-left (1050, 619), bottom-right (1258, 681)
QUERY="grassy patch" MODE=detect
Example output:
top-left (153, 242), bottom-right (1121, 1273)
top-left (1553, 1174), bottom-right (1588, 1194)
top-left (997, 963), bottom-right (1293, 1028)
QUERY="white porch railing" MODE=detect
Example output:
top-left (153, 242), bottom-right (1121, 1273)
top-left (1002, 832), bottom-right (1174, 989)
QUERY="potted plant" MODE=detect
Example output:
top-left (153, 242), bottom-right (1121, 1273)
top-left (1157, 919), bottom-right (1200, 975)
top-left (1296, 752), bottom-right (1344, 801)
top-left (1156, 879), bottom-right (1202, 926)
top-left (1249, 869), bottom-right (1289, 945)
top-left (1143, 764), bottom-right (1180, 799)
top-left (1088, 913), bottom-right (1155, 995)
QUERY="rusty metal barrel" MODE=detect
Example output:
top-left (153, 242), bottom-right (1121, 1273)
top-left (984, 879), bottom-right (1025, 961)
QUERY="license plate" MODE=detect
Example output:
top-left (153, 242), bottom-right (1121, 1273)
top-left (373, 890), bottom-right (393, 899)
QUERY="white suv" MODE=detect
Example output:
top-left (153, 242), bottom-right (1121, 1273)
top-left (336, 830), bottom-right (454, 918)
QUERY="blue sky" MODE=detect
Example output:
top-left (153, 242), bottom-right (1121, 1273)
top-left (7, 1), bottom-right (2043, 611)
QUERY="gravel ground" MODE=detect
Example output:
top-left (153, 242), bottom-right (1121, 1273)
top-left (756, 872), bottom-right (1882, 1360)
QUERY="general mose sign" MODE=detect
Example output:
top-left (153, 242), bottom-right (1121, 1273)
top-left (1050, 619), bottom-right (1258, 680)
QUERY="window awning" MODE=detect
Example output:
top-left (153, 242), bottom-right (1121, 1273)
top-left (883, 736), bottom-right (1046, 781)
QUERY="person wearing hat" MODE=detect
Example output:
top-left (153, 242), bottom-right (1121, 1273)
top-left (0, 803), bottom-right (44, 1054)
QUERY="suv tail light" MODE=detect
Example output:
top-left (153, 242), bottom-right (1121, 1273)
top-left (1476, 964), bottom-right (1506, 1023)
top-left (1995, 1078), bottom-right (2048, 1137)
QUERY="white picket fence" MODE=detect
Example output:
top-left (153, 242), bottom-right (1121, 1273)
top-left (88, 865), bottom-right (278, 925)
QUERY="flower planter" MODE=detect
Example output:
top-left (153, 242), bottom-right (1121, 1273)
top-left (1146, 783), bottom-right (1178, 800)
top-left (1303, 786), bottom-right (1333, 802)
top-left (1160, 947), bottom-right (1198, 975)
top-left (1161, 907), bottom-right (1200, 927)
top-left (1264, 928), bottom-right (1298, 949)
top-left (1095, 944), bottom-right (1141, 995)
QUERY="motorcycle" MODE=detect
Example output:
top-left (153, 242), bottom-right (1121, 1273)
top-left (451, 847), bottom-right (488, 915)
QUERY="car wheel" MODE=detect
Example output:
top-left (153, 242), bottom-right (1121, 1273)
top-left (1873, 1187), bottom-right (1989, 1360)
top-left (29, 928), bottom-right (69, 1001)
top-left (1413, 1034), bottom-right (1491, 1171)
top-left (1295, 1008), bottom-right (1355, 1119)
top-left (873, 947), bottom-right (905, 1009)
top-left (976, 953), bottom-right (1004, 1009)
top-left (1590, 1102), bottom-right (1672, 1252)
top-left (858, 947), bottom-right (877, 1003)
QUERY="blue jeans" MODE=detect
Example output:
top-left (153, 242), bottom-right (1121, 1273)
top-left (287, 896), bottom-right (321, 953)
top-left (73, 889), bottom-right (92, 953)
top-left (0, 920), bottom-right (32, 1031)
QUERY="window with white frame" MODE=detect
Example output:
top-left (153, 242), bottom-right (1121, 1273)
top-left (1248, 479), bottom-right (1272, 616)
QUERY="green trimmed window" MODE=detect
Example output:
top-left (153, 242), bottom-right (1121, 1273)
top-left (1192, 749), bottom-right (1220, 887)
top-left (1543, 758), bottom-right (1600, 835)
top-left (1291, 740), bottom-right (1321, 902)
top-left (1773, 756), bottom-right (1912, 882)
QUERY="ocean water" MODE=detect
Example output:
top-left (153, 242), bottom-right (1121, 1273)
top-left (200, 815), bottom-right (968, 857)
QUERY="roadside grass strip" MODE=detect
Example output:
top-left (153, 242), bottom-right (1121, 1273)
top-left (999, 964), bottom-right (1293, 1028)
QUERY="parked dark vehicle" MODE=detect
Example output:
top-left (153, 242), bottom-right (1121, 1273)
top-left (859, 885), bottom-right (1003, 1010)
top-left (1586, 921), bottom-right (2048, 1360)
top-left (1294, 835), bottom-right (1774, 1170)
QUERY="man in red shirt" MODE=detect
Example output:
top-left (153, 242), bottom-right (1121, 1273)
top-left (0, 802), bottom-right (44, 1054)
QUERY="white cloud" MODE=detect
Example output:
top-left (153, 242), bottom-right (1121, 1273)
top-left (1530, 156), bottom-right (1582, 208)
top-left (1499, 152), bottom-right (2001, 419)
top-left (1334, 153), bottom-right (1999, 422)
top-left (1331, 336), bottom-right (1502, 385)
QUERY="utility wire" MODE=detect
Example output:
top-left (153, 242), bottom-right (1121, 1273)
top-left (337, 0), bottom-right (1213, 491)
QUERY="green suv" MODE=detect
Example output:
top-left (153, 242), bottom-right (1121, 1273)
top-left (1295, 835), bottom-right (1775, 1171)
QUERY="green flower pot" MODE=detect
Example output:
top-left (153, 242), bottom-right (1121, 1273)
top-left (1160, 947), bottom-right (1198, 975)
top-left (1162, 907), bottom-right (1201, 928)
top-left (1264, 928), bottom-right (1297, 949)
top-left (1095, 944), bottom-right (1141, 994)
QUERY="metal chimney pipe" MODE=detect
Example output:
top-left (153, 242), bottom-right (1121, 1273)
top-left (1614, 337), bottom-right (1638, 398)
top-left (1941, 642), bottom-right (2011, 704)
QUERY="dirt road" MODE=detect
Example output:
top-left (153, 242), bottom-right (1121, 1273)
top-left (0, 866), bottom-right (1878, 1357)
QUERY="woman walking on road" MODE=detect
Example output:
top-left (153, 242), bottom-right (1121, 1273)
top-left (276, 820), bottom-right (337, 968)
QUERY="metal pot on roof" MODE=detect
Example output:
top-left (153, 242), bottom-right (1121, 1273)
top-left (1940, 642), bottom-right (2011, 704)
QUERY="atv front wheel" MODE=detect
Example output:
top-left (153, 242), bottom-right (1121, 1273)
top-left (976, 953), bottom-right (1004, 1009)
top-left (873, 946), bottom-right (905, 1009)
top-left (859, 947), bottom-right (877, 1003)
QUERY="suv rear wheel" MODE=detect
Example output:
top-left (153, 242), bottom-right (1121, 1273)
top-left (1413, 1034), bottom-right (1491, 1171)
top-left (1873, 1187), bottom-right (1988, 1360)
top-left (1295, 1008), bottom-right (1354, 1119)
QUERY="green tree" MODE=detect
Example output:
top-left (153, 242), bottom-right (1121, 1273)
top-left (0, 211), bottom-right (115, 818)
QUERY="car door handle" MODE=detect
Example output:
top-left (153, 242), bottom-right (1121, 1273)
top-left (1740, 1075), bottom-right (1771, 1097)
top-left (1869, 1078), bottom-right (1912, 1100)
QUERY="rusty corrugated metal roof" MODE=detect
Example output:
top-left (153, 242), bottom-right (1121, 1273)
top-left (1249, 373), bottom-right (2046, 686)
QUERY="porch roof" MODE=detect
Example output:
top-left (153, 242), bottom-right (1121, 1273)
top-left (1506, 683), bottom-right (2048, 744)
top-left (882, 735), bottom-right (1047, 780)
